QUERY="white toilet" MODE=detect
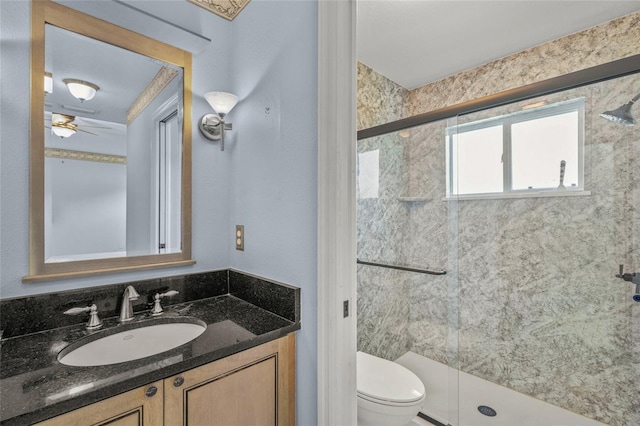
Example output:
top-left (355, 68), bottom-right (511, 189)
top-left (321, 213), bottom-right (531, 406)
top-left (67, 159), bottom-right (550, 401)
top-left (357, 351), bottom-right (426, 426)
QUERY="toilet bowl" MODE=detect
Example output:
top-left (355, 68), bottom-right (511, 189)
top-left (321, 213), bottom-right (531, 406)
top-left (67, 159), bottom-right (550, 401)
top-left (357, 351), bottom-right (426, 426)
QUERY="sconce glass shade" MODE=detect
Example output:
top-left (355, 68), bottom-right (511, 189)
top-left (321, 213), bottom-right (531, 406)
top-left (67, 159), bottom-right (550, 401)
top-left (44, 72), bottom-right (53, 94)
top-left (204, 92), bottom-right (238, 116)
top-left (52, 126), bottom-right (76, 138)
top-left (63, 79), bottom-right (99, 102)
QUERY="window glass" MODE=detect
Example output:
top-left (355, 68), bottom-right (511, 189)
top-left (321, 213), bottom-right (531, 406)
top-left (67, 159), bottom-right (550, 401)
top-left (452, 125), bottom-right (503, 195)
top-left (447, 98), bottom-right (583, 197)
top-left (511, 111), bottom-right (579, 190)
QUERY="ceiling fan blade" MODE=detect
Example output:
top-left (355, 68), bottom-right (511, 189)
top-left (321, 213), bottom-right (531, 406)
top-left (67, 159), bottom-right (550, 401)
top-left (77, 128), bottom-right (98, 136)
top-left (78, 125), bottom-right (112, 129)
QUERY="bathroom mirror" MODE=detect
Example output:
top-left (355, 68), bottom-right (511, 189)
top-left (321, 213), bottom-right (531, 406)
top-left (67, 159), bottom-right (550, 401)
top-left (26, 0), bottom-right (193, 282)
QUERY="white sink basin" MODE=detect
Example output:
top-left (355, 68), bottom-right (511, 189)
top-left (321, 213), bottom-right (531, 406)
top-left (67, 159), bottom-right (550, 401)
top-left (58, 319), bottom-right (207, 367)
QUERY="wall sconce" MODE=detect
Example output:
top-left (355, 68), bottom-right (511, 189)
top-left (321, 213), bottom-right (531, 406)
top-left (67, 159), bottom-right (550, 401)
top-left (44, 72), bottom-right (53, 94)
top-left (198, 91), bottom-right (238, 151)
top-left (63, 78), bottom-right (99, 102)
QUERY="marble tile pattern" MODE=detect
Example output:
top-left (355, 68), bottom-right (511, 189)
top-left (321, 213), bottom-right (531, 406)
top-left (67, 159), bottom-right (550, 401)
top-left (357, 130), bottom-right (411, 359)
top-left (357, 62), bottom-right (408, 131)
top-left (357, 31), bottom-right (640, 426)
top-left (632, 79), bottom-right (640, 426)
top-left (357, 264), bottom-right (410, 361)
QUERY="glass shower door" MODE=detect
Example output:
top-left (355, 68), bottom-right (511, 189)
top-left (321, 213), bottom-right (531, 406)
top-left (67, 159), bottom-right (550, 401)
top-left (356, 115), bottom-right (461, 426)
top-left (450, 71), bottom-right (639, 426)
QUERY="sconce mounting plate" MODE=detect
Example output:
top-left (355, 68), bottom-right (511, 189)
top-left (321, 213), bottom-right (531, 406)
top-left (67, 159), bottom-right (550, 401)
top-left (199, 113), bottom-right (223, 141)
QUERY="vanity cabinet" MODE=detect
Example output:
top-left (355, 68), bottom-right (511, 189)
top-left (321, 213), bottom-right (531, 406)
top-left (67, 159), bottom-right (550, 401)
top-left (36, 380), bottom-right (164, 426)
top-left (165, 333), bottom-right (295, 425)
top-left (36, 334), bottom-right (295, 426)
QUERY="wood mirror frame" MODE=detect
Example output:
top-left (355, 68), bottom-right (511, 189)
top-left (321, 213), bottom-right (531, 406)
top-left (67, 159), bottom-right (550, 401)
top-left (25, 0), bottom-right (194, 282)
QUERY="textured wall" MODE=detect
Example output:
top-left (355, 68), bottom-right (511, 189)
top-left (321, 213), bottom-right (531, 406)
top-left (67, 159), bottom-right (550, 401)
top-left (357, 133), bottom-right (411, 361)
top-left (226, 2), bottom-right (318, 424)
top-left (357, 11), bottom-right (640, 426)
top-left (357, 62), bottom-right (408, 131)
top-left (356, 61), bottom-right (412, 360)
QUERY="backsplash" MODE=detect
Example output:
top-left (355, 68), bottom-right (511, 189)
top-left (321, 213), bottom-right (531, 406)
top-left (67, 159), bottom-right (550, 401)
top-left (1, 270), bottom-right (300, 339)
top-left (228, 270), bottom-right (299, 323)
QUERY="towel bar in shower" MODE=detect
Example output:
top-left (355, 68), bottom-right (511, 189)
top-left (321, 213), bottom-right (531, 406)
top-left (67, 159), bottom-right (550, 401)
top-left (357, 259), bottom-right (446, 275)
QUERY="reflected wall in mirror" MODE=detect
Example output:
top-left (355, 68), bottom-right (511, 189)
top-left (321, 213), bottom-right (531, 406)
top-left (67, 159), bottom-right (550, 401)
top-left (27, 0), bottom-right (193, 282)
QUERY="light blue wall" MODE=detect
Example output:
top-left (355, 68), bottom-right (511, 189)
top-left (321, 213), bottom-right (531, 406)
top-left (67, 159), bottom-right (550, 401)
top-left (227, 2), bottom-right (318, 424)
top-left (0, 0), bottom-right (318, 423)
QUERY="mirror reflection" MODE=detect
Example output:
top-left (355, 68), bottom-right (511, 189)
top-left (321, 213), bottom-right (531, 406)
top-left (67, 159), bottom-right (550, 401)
top-left (44, 24), bottom-right (183, 263)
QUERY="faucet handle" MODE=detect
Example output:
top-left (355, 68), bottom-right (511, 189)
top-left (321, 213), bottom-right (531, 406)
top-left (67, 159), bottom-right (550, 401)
top-left (161, 290), bottom-right (179, 298)
top-left (64, 304), bottom-right (103, 330)
top-left (151, 290), bottom-right (179, 316)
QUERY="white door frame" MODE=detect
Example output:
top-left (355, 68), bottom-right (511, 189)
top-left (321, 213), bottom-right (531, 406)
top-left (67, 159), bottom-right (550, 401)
top-left (317, 0), bottom-right (358, 424)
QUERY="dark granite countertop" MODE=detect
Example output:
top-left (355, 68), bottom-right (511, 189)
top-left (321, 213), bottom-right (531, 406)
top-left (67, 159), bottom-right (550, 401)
top-left (0, 270), bottom-right (301, 425)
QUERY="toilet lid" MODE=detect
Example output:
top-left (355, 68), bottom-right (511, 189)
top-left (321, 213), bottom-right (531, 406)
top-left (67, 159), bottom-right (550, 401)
top-left (357, 352), bottom-right (425, 404)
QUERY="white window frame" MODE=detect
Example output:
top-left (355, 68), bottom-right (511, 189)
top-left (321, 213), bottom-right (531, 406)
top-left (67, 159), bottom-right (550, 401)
top-left (445, 98), bottom-right (587, 199)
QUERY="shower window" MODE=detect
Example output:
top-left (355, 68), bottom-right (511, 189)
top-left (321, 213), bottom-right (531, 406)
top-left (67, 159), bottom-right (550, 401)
top-left (446, 98), bottom-right (585, 198)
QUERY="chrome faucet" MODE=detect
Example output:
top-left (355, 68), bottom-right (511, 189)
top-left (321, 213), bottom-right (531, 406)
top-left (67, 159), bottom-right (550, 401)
top-left (119, 285), bottom-right (140, 322)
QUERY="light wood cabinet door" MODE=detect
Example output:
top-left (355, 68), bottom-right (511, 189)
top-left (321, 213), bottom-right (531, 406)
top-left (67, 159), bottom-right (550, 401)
top-left (164, 334), bottom-right (296, 426)
top-left (36, 380), bottom-right (163, 426)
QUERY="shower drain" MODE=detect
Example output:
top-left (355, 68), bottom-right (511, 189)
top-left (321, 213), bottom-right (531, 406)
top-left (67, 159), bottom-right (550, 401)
top-left (477, 405), bottom-right (497, 417)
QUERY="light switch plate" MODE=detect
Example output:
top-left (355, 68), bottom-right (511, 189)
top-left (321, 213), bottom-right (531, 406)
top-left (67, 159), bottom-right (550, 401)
top-left (235, 225), bottom-right (244, 251)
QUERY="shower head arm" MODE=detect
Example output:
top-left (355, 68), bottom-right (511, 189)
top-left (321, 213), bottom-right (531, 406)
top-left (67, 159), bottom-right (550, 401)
top-left (630, 92), bottom-right (640, 104)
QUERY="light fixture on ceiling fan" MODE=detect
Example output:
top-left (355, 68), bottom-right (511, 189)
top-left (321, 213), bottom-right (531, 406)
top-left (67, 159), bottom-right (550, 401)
top-left (48, 113), bottom-right (110, 138)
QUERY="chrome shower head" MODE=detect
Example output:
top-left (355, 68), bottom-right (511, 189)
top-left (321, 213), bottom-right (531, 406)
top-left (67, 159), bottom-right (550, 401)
top-left (600, 92), bottom-right (640, 126)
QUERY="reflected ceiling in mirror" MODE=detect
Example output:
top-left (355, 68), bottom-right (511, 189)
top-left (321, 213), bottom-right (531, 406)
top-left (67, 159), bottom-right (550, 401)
top-left (44, 24), bottom-right (183, 263)
top-left (27, 0), bottom-right (193, 282)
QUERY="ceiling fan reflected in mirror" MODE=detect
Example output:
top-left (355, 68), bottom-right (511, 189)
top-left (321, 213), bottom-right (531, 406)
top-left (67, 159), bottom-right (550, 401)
top-left (47, 113), bottom-right (111, 138)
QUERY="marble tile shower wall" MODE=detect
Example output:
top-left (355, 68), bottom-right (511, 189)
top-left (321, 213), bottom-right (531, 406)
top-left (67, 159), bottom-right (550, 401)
top-left (356, 14), bottom-right (640, 425)
top-left (357, 62), bottom-right (408, 131)
top-left (357, 129), bottom-right (412, 361)
top-left (405, 119), bottom-right (455, 367)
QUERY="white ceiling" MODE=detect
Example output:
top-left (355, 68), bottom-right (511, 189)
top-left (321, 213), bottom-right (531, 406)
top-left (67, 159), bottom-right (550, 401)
top-left (358, 1), bottom-right (640, 90)
top-left (45, 24), bottom-right (181, 125)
